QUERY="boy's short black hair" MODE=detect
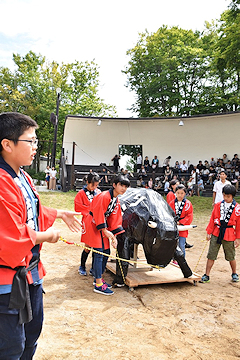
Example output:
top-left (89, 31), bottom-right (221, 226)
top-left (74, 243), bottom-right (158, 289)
top-left (222, 184), bottom-right (236, 197)
top-left (219, 170), bottom-right (227, 176)
top-left (0, 112), bottom-right (38, 153)
top-left (175, 184), bottom-right (187, 193)
top-left (87, 172), bottom-right (100, 184)
top-left (112, 174), bottom-right (130, 187)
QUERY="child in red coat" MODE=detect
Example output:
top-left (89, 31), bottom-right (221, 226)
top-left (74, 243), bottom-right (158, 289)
top-left (82, 175), bottom-right (130, 295)
top-left (201, 184), bottom-right (240, 283)
top-left (169, 184), bottom-right (193, 257)
top-left (74, 172), bottom-right (100, 276)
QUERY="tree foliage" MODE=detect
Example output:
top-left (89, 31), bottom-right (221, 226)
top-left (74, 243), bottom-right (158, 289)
top-left (0, 51), bottom-right (116, 166)
top-left (124, 2), bottom-right (240, 117)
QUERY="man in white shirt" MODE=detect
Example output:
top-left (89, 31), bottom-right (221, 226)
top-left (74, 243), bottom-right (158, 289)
top-left (136, 153), bottom-right (142, 173)
top-left (212, 170), bottom-right (231, 206)
top-left (180, 160), bottom-right (188, 172)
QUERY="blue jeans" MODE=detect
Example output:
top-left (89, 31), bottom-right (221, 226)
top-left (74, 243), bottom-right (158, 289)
top-left (179, 236), bottom-right (186, 258)
top-left (0, 284), bottom-right (43, 360)
top-left (93, 247), bottom-right (110, 280)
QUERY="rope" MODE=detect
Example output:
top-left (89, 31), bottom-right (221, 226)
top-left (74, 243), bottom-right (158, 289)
top-left (193, 239), bottom-right (208, 273)
top-left (116, 249), bottom-right (127, 285)
top-left (59, 237), bottom-right (162, 270)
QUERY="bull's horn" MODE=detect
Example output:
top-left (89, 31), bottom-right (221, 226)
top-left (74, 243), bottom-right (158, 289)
top-left (148, 221), bottom-right (157, 228)
top-left (177, 225), bottom-right (197, 231)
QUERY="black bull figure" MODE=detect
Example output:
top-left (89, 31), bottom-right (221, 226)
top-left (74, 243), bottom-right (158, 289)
top-left (113, 188), bottom-right (193, 285)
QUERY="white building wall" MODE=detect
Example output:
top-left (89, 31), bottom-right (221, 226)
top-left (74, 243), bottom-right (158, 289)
top-left (62, 113), bottom-right (240, 167)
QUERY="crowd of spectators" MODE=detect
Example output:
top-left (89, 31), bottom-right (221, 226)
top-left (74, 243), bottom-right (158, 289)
top-left (135, 153), bottom-right (240, 196)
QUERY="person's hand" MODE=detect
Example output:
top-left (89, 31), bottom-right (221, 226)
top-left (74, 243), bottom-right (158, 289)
top-left (44, 227), bottom-right (60, 243)
top-left (206, 234), bottom-right (211, 241)
top-left (57, 210), bottom-right (82, 232)
top-left (234, 239), bottom-right (240, 248)
top-left (111, 238), bottom-right (118, 249)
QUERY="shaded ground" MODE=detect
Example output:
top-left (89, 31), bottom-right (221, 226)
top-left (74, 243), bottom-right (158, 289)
top-left (35, 215), bottom-right (240, 360)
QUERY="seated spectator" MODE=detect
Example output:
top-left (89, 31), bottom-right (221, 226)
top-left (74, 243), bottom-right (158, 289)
top-left (173, 161), bottom-right (180, 174)
top-left (225, 160), bottom-right (232, 175)
top-left (164, 165), bottom-right (173, 181)
top-left (210, 157), bottom-right (216, 167)
top-left (144, 156), bottom-right (150, 172)
top-left (154, 177), bottom-right (162, 192)
top-left (100, 168), bottom-right (109, 185)
top-left (164, 179), bottom-right (170, 195)
top-left (148, 177), bottom-right (153, 189)
top-left (202, 167), bottom-right (210, 184)
top-left (232, 153), bottom-right (240, 167)
top-left (180, 160), bottom-right (188, 173)
top-left (197, 160), bottom-right (204, 173)
top-left (222, 153), bottom-right (228, 165)
top-left (137, 175), bottom-right (145, 187)
top-left (151, 155), bottom-right (159, 172)
top-left (204, 160), bottom-right (210, 169)
top-left (197, 177), bottom-right (204, 196)
top-left (187, 177), bottom-right (193, 196)
top-left (139, 165), bottom-right (147, 177)
top-left (208, 166), bottom-right (217, 185)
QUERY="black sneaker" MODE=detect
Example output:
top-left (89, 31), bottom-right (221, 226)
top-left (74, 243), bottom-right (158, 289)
top-left (185, 242), bottom-right (193, 249)
top-left (200, 274), bottom-right (210, 283)
top-left (232, 273), bottom-right (239, 282)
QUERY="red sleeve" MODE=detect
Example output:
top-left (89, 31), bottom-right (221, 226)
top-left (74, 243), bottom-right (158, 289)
top-left (0, 172), bottom-right (37, 268)
top-left (233, 203), bottom-right (240, 239)
top-left (74, 190), bottom-right (90, 216)
top-left (166, 191), bottom-right (175, 204)
top-left (168, 199), bottom-right (176, 213)
top-left (206, 204), bottom-right (219, 234)
top-left (106, 198), bottom-right (124, 235)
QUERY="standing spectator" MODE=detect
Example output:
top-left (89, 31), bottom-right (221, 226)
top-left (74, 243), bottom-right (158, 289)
top-left (136, 153), bottom-right (142, 173)
top-left (191, 169), bottom-right (198, 196)
top-left (180, 160), bottom-right (188, 173)
top-left (212, 170), bottom-right (231, 206)
top-left (143, 156), bottom-right (150, 172)
top-left (151, 155), bottom-right (159, 172)
top-left (163, 156), bottom-right (171, 169)
top-left (44, 165), bottom-right (50, 189)
top-left (111, 154), bottom-right (120, 173)
top-left (49, 166), bottom-right (57, 190)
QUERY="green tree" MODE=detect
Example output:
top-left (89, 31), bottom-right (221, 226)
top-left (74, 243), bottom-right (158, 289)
top-left (124, 26), bottom-right (210, 117)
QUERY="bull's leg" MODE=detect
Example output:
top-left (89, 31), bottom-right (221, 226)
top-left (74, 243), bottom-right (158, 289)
top-left (174, 246), bottom-right (193, 278)
top-left (113, 234), bottom-right (130, 286)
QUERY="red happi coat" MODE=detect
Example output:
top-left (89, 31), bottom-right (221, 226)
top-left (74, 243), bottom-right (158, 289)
top-left (166, 191), bottom-right (175, 205)
top-left (206, 201), bottom-right (240, 241)
top-left (81, 189), bottom-right (124, 249)
top-left (169, 198), bottom-right (193, 238)
top-left (74, 188), bottom-right (99, 217)
top-left (0, 169), bottom-right (57, 286)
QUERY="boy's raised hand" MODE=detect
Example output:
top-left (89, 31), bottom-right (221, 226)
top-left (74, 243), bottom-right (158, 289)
top-left (57, 210), bottom-right (82, 232)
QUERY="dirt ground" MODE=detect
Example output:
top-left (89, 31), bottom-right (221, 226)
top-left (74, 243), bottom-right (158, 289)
top-left (35, 215), bottom-right (240, 360)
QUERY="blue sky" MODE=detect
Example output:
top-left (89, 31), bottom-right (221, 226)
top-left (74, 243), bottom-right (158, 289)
top-left (0, 0), bottom-right (230, 117)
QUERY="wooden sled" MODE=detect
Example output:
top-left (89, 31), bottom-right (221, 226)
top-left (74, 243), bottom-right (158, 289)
top-left (106, 244), bottom-right (201, 290)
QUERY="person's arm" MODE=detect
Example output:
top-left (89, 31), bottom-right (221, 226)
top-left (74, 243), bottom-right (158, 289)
top-left (212, 191), bottom-right (216, 206)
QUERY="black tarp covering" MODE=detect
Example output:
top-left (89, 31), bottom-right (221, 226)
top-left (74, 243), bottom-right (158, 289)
top-left (113, 188), bottom-right (192, 285)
